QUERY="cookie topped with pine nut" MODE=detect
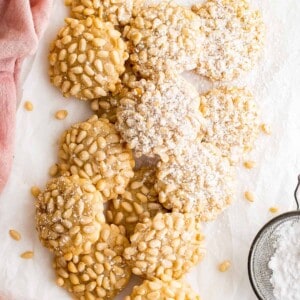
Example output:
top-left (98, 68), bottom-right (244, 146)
top-left (48, 17), bottom-right (128, 100)
top-left (116, 74), bottom-right (206, 160)
top-left (54, 223), bottom-right (131, 299)
top-left (65, 0), bottom-right (137, 27)
top-left (106, 167), bottom-right (167, 237)
top-left (200, 87), bottom-right (260, 164)
top-left (125, 278), bottom-right (201, 300)
top-left (35, 175), bottom-right (105, 256)
top-left (192, 0), bottom-right (265, 81)
top-left (156, 142), bottom-right (236, 221)
top-left (58, 115), bottom-right (135, 200)
top-left (123, 212), bottom-right (205, 281)
top-left (124, 1), bottom-right (203, 77)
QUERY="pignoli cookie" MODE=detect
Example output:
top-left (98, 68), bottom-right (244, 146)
top-left (106, 167), bottom-right (167, 237)
top-left (200, 87), bottom-right (260, 163)
top-left (66, 0), bottom-right (138, 27)
top-left (58, 115), bottom-right (135, 200)
top-left (123, 212), bottom-right (205, 281)
top-left (35, 175), bottom-right (105, 256)
top-left (48, 17), bottom-right (128, 100)
top-left (54, 223), bottom-right (131, 299)
top-left (125, 278), bottom-right (201, 300)
top-left (156, 142), bottom-right (235, 221)
top-left (192, 0), bottom-right (265, 81)
top-left (124, 1), bottom-right (203, 77)
top-left (116, 74), bottom-right (205, 159)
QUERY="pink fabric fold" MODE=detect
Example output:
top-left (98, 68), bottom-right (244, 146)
top-left (0, 0), bottom-right (52, 193)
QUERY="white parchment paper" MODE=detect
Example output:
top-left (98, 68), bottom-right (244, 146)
top-left (0, 0), bottom-right (300, 299)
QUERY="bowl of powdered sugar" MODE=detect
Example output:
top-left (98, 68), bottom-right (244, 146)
top-left (248, 175), bottom-right (300, 300)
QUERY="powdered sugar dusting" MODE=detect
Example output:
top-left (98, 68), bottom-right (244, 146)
top-left (269, 220), bottom-right (300, 300)
top-left (201, 86), bottom-right (260, 164)
top-left (125, 1), bottom-right (203, 77)
top-left (116, 74), bottom-right (206, 159)
top-left (192, 0), bottom-right (265, 81)
top-left (156, 142), bottom-right (236, 221)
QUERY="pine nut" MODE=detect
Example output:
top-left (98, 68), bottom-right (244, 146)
top-left (244, 191), bottom-right (254, 202)
top-left (218, 260), bottom-right (231, 272)
top-left (31, 186), bottom-right (41, 198)
top-left (54, 109), bottom-right (68, 120)
top-left (9, 229), bottom-right (21, 241)
top-left (24, 101), bottom-right (34, 111)
top-left (269, 206), bottom-right (279, 213)
top-left (243, 161), bottom-right (256, 169)
top-left (20, 251), bottom-right (34, 259)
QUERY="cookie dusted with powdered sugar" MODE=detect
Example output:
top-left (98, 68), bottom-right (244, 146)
top-left (35, 175), bottom-right (105, 256)
top-left (125, 278), bottom-right (201, 300)
top-left (124, 1), bottom-right (203, 77)
top-left (58, 115), bottom-right (135, 200)
top-left (116, 74), bottom-right (206, 160)
top-left (200, 87), bottom-right (260, 163)
top-left (192, 0), bottom-right (265, 81)
top-left (48, 17), bottom-right (128, 100)
top-left (106, 167), bottom-right (167, 237)
top-left (156, 142), bottom-right (235, 221)
top-left (54, 223), bottom-right (131, 299)
top-left (123, 212), bottom-right (205, 281)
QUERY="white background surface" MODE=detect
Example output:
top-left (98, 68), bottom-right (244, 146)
top-left (0, 0), bottom-right (300, 299)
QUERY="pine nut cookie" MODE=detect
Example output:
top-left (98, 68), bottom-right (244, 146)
top-left (124, 1), bottom-right (203, 77)
top-left (58, 115), bottom-right (135, 200)
top-left (54, 223), bottom-right (131, 299)
top-left (106, 167), bottom-right (167, 237)
top-left (65, 0), bottom-right (140, 27)
top-left (156, 142), bottom-right (235, 221)
top-left (192, 0), bottom-right (265, 81)
top-left (123, 212), bottom-right (205, 281)
top-left (116, 74), bottom-right (206, 159)
top-left (35, 175), bottom-right (105, 256)
top-left (48, 17), bottom-right (128, 101)
top-left (200, 87), bottom-right (260, 164)
top-left (125, 278), bottom-right (201, 300)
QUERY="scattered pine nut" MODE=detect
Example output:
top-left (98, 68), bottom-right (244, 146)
top-left (31, 186), bottom-right (41, 198)
top-left (49, 164), bottom-right (58, 177)
top-left (20, 251), bottom-right (34, 259)
top-left (9, 229), bottom-right (21, 241)
top-left (218, 260), bottom-right (231, 272)
top-left (55, 110), bottom-right (68, 120)
top-left (269, 207), bottom-right (279, 214)
top-left (24, 101), bottom-right (34, 111)
top-left (261, 123), bottom-right (271, 135)
top-left (244, 191), bottom-right (254, 202)
top-left (243, 161), bottom-right (256, 169)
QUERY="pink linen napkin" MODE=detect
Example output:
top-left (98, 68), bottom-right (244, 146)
top-left (0, 0), bottom-right (52, 193)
